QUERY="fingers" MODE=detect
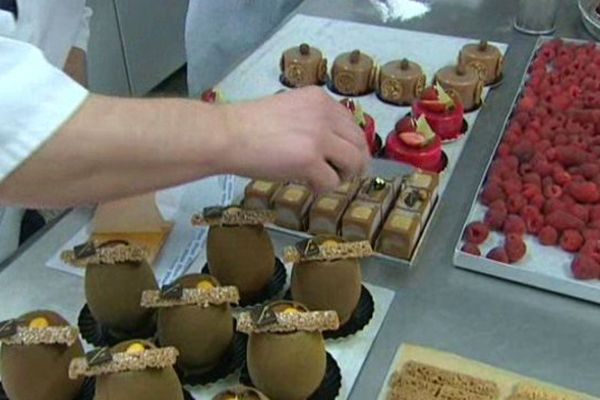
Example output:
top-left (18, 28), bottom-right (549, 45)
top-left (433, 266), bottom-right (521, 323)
top-left (306, 161), bottom-right (341, 194)
top-left (323, 135), bottom-right (369, 181)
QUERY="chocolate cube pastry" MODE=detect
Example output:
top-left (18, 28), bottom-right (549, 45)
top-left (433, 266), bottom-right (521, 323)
top-left (341, 200), bottom-right (383, 243)
top-left (356, 177), bottom-right (395, 214)
top-left (377, 58), bottom-right (426, 105)
top-left (396, 187), bottom-right (433, 225)
top-left (280, 43), bottom-right (328, 88)
top-left (404, 171), bottom-right (439, 200)
top-left (434, 64), bottom-right (483, 112)
top-left (376, 209), bottom-right (421, 260)
top-left (459, 40), bottom-right (503, 86)
top-left (308, 193), bottom-right (349, 235)
top-left (331, 50), bottom-right (378, 96)
top-left (333, 178), bottom-right (362, 199)
top-left (273, 183), bottom-right (314, 230)
top-left (244, 180), bottom-right (283, 210)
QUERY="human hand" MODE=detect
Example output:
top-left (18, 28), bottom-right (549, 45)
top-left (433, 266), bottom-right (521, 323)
top-left (220, 87), bottom-right (371, 193)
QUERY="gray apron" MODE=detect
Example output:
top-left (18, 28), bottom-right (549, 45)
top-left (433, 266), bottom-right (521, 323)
top-left (185, 0), bottom-right (302, 96)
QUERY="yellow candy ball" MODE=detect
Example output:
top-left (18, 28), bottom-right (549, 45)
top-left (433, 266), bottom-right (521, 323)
top-left (196, 280), bottom-right (215, 290)
top-left (283, 307), bottom-right (299, 314)
top-left (126, 343), bottom-right (146, 354)
top-left (28, 317), bottom-right (49, 329)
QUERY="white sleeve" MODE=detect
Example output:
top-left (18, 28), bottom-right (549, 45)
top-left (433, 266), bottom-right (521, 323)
top-left (72, 6), bottom-right (93, 52)
top-left (0, 37), bottom-right (89, 183)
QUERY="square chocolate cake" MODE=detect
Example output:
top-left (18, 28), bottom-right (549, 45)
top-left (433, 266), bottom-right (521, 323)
top-left (396, 187), bottom-right (433, 225)
top-left (273, 183), bottom-right (314, 230)
top-left (356, 177), bottom-right (395, 214)
top-left (341, 200), bottom-right (383, 243)
top-left (333, 178), bottom-right (362, 199)
top-left (244, 180), bottom-right (283, 210)
top-left (308, 193), bottom-right (349, 236)
top-left (376, 209), bottom-right (421, 260)
top-left (403, 171), bottom-right (439, 200)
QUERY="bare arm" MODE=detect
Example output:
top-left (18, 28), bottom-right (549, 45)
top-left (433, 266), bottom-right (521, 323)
top-left (0, 87), bottom-right (369, 208)
top-left (63, 47), bottom-right (88, 87)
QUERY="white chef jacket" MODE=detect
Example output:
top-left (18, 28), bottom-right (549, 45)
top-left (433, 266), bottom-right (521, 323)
top-left (185, 0), bottom-right (302, 96)
top-left (0, 0), bottom-right (91, 262)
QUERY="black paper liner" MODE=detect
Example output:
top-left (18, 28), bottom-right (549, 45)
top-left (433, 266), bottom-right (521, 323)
top-left (173, 331), bottom-right (248, 386)
top-left (240, 352), bottom-right (341, 400)
top-left (202, 257), bottom-right (287, 307)
top-left (375, 93), bottom-right (415, 107)
top-left (279, 74), bottom-right (328, 88)
top-left (372, 134), bottom-right (384, 158)
top-left (0, 377), bottom-right (95, 400)
top-left (78, 303), bottom-right (157, 347)
top-left (285, 285), bottom-right (374, 340)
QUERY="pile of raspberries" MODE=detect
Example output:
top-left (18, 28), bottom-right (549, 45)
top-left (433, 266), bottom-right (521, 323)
top-left (462, 39), bottom-right (600, 281)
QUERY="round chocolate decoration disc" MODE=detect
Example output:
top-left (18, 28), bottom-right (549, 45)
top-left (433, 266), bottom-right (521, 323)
top-left (78, 303), bottom-right (157, 347)
top-left (0, 377), bottom-right (96, 400)
top-left (202, 257), bottom-right (287, 307)
top-left (240, 352), bottom-right (342, 400)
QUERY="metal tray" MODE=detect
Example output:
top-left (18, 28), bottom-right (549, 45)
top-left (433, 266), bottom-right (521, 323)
top-left (453, 36), bottom-right (600, 304)
top-left (219, 14), bottom-right (508, 267)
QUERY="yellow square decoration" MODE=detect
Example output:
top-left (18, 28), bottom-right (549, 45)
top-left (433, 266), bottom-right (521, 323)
top-left (253, 181), bottom-right (273, 192)
top-left (351, 205), bottom-right (373, 220)
top-left (283, 187), bottom-right (304, 202)
top-left (318, 197), bottom-right (339, 211)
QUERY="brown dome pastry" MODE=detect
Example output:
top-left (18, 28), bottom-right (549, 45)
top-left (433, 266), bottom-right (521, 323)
top-left (69, 341), bottom-right (183, 400)
top-left (213, 385), bottom-right (270, 400)
top-left (61, 242), bottom-right (158, 338)
top-left (238, 301), bottom-right (339, 400)
top-left (288, 236), bottom-right (373, 325)
top-left (192, 206), bottom-right (277, 303)
top-left (0, 311), bottom-right (85, 400)
top-left (434, 64), bottom-right (483, 112)
top-left (142, 274), bottom-right (239, 373)
top-left (280, 43), bottom-right (328, 88)
top-left (458, 40), bottom-right (503, 86)
top-left (331, 50), bottom-right (378, 96)
top-left (377, 58), bottom-right (426, 105)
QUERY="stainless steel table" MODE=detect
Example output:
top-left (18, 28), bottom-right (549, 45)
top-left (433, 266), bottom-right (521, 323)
top-left (1, 0), bottom-right (599, 398)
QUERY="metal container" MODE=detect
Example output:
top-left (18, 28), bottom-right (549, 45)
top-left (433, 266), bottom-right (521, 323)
top-left (514, 0), bottom-right (560, 35)
top-left (579, 0), bottom-right (600, 40)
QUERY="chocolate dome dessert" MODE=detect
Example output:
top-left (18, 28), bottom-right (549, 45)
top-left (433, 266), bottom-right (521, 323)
top-left (377, 58), bottom-right (426, 105)
top-left (143, 274), bottom-right (239, 373)
top-left (193, 207), bottom-right (277, 303)
top-left (0, 310), bottom-right (84, 400)
top-left (238, 301), bottom-right (339, 400)
top-left (434, 64), bottom-right (483, 112)
top-left (67, 242), bottom-right (158, 338)
top-left (69, 340), bottom-right (183, 400)
top-left (459, 40), bottom-right (503, 85)
top-left (331, 50), bottom-right (378, 96)
top-left (213, 385), bottom-right (270, 400)
top-left (290, 236), bottom-right (371, 325)
top-left (280, 43), bottom-right (328, 87)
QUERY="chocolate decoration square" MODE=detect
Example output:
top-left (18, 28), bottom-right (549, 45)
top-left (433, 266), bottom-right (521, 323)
top-left (341, 200), bottom-right (383, 244)
top-left (203, 206), bottom-right (225, 220)
top-left (160, 282), bottom-right (184, 300)
top-left (309, 193), bottom-right (349, 236)
top-left (376, 209), bottom-right (422, 260)
top-left (0, 319), bottom-right (17, 339)
top-left (273, 184), bottom-right (314, 231)
top-left (244, 180), bottom-right (282, 210)
top-left (295, 238), bottom-right (321, 258)
top-left (86, 347), bottom-right (113, 366)
top-left (74, 241), bottom-right (97, 259)
top-left (250, 305), bottom-right (278, 328)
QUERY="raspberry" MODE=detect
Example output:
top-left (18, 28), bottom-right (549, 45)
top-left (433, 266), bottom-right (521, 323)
top-left (571, 255), bottom-right (600, 280)
top-left (543, 184), bottom-right (562, 199)
top-left (519, 163), bottom-right (533, 176)
top-left (545, 210), bottom-right (585, 231)
top-left (512, 141), bottom-right (534, 162)
top-left (533, 160), bottom-right (553, 176)
top-left (590, 205), bottom-right (600, 221)
top-left (538, 225), bottom-right (559, 245)
top-left (502, 179), bottom-right (522, 194)
top-left (588, 219), bottom-right (600, 230)
top-left (556, 145), bottom-right (589, 166)
top-left (559, 229), bottom-right (584, 252)
top-left (505, 233), bottom-right (527, 263)
top-left (507, 193), bottom-right (527, 214)
top-left (568, 204), bottom-right (589, 223)
top-left (530, 194), bottom-right (546, 210)
top-left (461, 243), bottom-right (481, 256)
top-left (481, 183), bottom-right (505, 205)
top-left (518, 95), bottom-right (536, 112)
top-left (464, 222), bottom-right (489, 245)
top-left (490, 199), bottom-right (507, 212)
top-left (505, 156), bottom-right (519, 169)
top-left (583, 229), bottom-right (600, 241)
top-left (486, 247), bottom-right (509, 264)
top-left (485, 206), bottom-right (507, 231)
top-left (581, 163), bottom-right (600, 179)
top-left (522, 183), bottom-right (541, 199)
top-left (504, 214), bottom-right (526, 236)
top-left (569, 181), bottom-right (600, 203)
top-left (552, 167), bottom-right (571, 186)
top-left (497, 143), bottom-right (510, 158)
top-left (522, 173), bottom-right (542, 187)
top-left (581, 239), bottom-right (600, 263)
top-left (521, 206), bottom-right (544, 234)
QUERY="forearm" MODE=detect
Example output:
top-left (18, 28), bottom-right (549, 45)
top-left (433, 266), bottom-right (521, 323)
top-left (63, 47), bottom-right (88, 87)
top-left (0, 94), bottom-right (229, 208)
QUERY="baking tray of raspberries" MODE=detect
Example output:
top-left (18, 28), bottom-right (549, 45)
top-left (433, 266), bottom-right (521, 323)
top-left (454, 37), bottom-right (600, 303)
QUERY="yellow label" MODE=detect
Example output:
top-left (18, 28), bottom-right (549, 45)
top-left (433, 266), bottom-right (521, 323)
top-left (318, 197), bottom-right (339, 211)
top-left (283, 187), bottom-right (304, 202)
top-left (29, 317), bottom-right (49, 329)
top-left (253, 181), bottom-right (273, 193)
top-left (390, 213), bottom-right (413, 231)
top-left (351, 205), bottom-right (373, 220)
top-left (197, 280), bottom-right (215, 290)
top-left (283, 307), bottom-right (300, 314)
top-left (126, 343), bottom-right (146, 354)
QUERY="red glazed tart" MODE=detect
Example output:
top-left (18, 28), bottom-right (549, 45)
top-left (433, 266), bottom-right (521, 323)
top-left (411, 85), bottom-right (464, 141)
top-left (340, 98), bottom-right (378, 155)
top-left (385, 115), bottom-right (442, 172)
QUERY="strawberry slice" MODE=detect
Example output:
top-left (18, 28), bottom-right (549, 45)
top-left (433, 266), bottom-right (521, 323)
top-left (395, 117), bottom-right (417, 133)
top-left (399, 132), bottom-right (426, 147)
top-left (420, 100), bottom-right (447, 113)
top-left (201, 89), bottom-right (217, 103)
top-left (420, 87), bottom-right (438, 101)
